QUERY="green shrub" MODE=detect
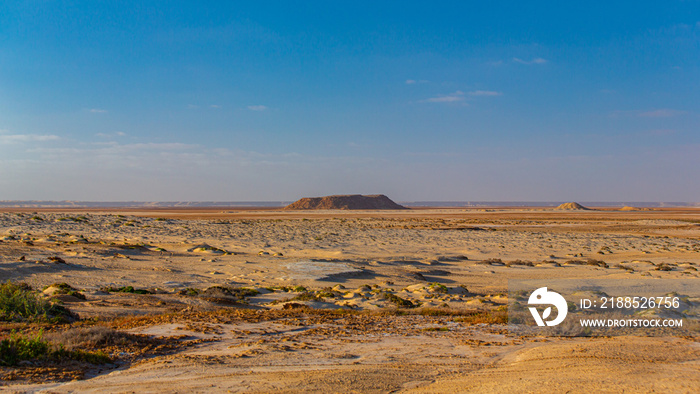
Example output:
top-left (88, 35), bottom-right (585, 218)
top-left (43, 283), bottom-right (86, 300)
top-left (178, 288), bottom-right (200, 296)
top-left (231, 287), bottom-right (260, 298)
top-left (101, 286), bottom-right (151, 294)
top-left (317, 288), bottom-right (338, 299)
top-left (383, 293), bottom-right (416, 308)
top-left (428, 283), bottom-right (449, 294)
top-left (0, 331), bottom-right (50, 366)
top-left (0, 282), bottom-right (74, 322)
top-left (289, 292), bottom-right (323, 302)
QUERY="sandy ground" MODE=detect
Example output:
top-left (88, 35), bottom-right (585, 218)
top-left (1, 207), bottom-right (699, 392)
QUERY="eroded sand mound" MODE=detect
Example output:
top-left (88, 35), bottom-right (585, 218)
top-left (285, 194), bottom-right (407, 210)
top-left (556, 202), bottom-right (590, 210)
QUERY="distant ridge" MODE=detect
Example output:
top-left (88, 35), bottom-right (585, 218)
top-left (285, 194), bottom-right (407, 210)
top-left (556, 202), bottom-right (591, 211)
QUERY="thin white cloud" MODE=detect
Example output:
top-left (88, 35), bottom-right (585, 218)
top-left (468, 90), bottom-right (502, 97)
top-left (513, 57), bottom-right (548, 65)
top-left (421, 91), bottom-right (465, 103)
top-left (27, 142), bottom-right (197, 156)
top-left (210, 104), bottom-right (221, 109)
top-left (0, 134), bottom-right (60, 144)
top-left (96, 132), bottom-right (127, 138)
top-left (247, 105), bottom-right (268, 111)
top-left (90, 109), bottom-right (108, 113)
top-left (121, 142), bottom-right (195, 151)
top-left (405, 79), bottom-right (428, 85)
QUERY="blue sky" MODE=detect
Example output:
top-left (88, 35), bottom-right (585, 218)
top-left (1, 1), bottom-right (698, 201)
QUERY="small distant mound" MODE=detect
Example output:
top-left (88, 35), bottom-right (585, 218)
top-left (285, 194), bottom-right (407, 210)
top-left (556, 202), bottom-right (591, 211)
top-left (620, 206), bottom-right (638, 211)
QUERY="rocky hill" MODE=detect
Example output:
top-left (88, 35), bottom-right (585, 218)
top-left (555, 202), bottom-right (591, 210)
top-left (285, 194), bottom-right (407, 210)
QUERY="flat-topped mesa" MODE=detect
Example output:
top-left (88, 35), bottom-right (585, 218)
top-left (285, 194), bottom-right (408, 210)
top-left (555, 202), bottom-right (591, 211)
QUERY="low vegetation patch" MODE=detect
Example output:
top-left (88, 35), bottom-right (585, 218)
top-left (231, 287), bottom-right (261, 298)
top-left (418, 308), bottom-right (467, 316)
top-left (421, 327), bottom-right (450, 332)
top-left (383, 293), bottom-right (417, 308)
top-left (197, 286), bottom-right (260, 302)
top-left (453, 309), bottom-right (508, 325)
top-left (43, 283), bottom-right (86, 300)
top-left (0, 282), bottom-right (75, 322)
top-left (265, 285), bottom-right (307, 292)
top-left (0, 331), bottom-right (110, 367)
top-left (46, 326), bottom-right (133, 352)
top-left (289, 292), bottom-right (324, 302)
top-left (101, 286), bottom-right (152, 294)
top-left (316, 288), bottom-right (340, 299)
top-left (428, 282), bottom-right (449, 294)
top-left (178, 288), bottom-right (200, 296)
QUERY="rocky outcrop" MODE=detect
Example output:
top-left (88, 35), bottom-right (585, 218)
top-left (555, 202), bottom-right (591, 210)
top-left (285, 194), bottom-right (407, 210)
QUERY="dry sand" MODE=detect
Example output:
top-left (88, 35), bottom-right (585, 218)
top-left (1, 207), bottom-right (699, 392)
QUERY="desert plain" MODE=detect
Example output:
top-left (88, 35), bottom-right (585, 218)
top-left (1, 206), bottom-right (699, 392)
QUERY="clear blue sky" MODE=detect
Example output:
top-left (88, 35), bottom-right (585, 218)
top-left (1, 1), bottom-right (698, 202)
